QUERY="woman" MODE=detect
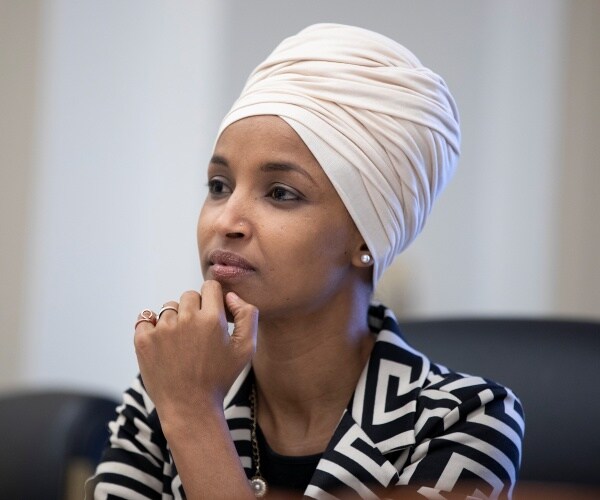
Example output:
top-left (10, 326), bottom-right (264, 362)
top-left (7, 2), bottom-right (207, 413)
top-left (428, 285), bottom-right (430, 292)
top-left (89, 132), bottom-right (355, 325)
top-left (87, 24), bottom-right (523, 499)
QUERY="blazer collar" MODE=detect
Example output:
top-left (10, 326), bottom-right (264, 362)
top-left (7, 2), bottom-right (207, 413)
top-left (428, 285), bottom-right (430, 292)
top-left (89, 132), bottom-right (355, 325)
top-left (350, 304), bottom-right (430, 455)
top-left (223, 304), bottom-right (430, 497)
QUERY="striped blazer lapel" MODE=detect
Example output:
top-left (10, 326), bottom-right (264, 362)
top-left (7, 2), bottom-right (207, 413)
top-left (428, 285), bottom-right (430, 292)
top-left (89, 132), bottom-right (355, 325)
top-left (305, 306), bottom-right (430, 498)
top-left (305, 409), bottom-right (400, 499)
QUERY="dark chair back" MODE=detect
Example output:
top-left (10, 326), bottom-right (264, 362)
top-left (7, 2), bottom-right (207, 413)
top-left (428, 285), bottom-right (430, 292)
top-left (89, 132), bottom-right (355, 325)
top-left (0, 390), bottom-right (118, 500)
top-left (399, 318), bottom-right (600, 485)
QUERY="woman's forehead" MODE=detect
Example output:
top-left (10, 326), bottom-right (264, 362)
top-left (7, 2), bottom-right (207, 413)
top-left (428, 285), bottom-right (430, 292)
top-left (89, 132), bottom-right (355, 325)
top-left (213, 115), bottom-right (324, 175)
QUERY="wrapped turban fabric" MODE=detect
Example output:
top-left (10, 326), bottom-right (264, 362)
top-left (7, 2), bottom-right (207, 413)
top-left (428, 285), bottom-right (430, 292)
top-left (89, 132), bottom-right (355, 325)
top-left (217, 23), bottom-right (461, 285)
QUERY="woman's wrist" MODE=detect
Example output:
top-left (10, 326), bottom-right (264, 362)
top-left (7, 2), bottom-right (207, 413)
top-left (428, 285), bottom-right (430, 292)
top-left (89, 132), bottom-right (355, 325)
top-left (157, 393), bottom-right (226, 441)
top-left (158, 395), bottom-right (253, 499)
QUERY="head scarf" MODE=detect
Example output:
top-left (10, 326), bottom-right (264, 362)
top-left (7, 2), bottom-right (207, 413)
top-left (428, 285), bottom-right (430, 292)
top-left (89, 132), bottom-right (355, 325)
top-left (216, 23), bottom-right (460, 285)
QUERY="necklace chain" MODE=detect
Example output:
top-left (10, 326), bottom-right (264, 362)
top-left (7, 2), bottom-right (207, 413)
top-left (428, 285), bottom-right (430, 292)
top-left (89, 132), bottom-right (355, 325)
top-left (249, 384), bottom-right (268, 497)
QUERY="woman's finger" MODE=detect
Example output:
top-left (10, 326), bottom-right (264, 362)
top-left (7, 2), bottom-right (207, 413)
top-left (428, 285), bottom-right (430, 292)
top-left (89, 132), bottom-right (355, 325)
top-left (134, 308), bottom-right (157, 330)
top-left (200, 280), bottom-right (226, 316)
top-left (157, 301), bottom-right (179, 324)
top-left (225, 292), bottom-right (258, 356)
top-left (179, 290), bottom-right (202, 316)
top-left (133, 308), bottom-right (157, 355)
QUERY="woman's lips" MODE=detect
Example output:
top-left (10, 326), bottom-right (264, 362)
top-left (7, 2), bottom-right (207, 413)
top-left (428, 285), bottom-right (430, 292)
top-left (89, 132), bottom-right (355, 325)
top-left (207, 249), bottom-right (256, 281)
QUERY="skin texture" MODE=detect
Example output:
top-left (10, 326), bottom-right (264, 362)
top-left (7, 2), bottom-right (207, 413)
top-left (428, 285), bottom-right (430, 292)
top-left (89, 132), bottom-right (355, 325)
top-left (134, 115), bottom-right (375, 498)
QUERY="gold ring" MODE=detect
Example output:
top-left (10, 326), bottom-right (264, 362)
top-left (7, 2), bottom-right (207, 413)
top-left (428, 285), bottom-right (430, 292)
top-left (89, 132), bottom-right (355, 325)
top-left (134, 308), bottom-right (157, 329)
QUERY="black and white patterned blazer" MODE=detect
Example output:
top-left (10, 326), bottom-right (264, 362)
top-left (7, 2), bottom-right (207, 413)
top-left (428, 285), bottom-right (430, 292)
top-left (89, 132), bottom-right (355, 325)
top-left (87, 304), bottom-right (524, 499)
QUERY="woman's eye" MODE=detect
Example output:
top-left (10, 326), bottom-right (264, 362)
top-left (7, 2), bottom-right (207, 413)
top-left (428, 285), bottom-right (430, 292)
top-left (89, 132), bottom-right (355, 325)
top-left (269, 186), bottom-right (300, 201)
top-left (207, 179), bottom-right (231, 196)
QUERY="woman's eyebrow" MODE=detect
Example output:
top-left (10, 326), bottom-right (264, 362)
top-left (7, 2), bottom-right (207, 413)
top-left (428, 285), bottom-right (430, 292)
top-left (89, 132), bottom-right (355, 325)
top-left (209, 155), bottom-right (229, 167)
top-left (210, 155), bottom-right (318, 186)
top-left (260, 162), bottom-right (317, 185)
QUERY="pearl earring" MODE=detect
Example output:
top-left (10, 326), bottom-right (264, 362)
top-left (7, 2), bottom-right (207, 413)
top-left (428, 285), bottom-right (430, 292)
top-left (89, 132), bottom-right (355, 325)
top-left (360, 254), bottom-right (372, 265)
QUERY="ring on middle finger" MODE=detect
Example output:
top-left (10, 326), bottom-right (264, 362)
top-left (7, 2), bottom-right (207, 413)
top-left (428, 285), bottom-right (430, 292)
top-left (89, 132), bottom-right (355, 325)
top-left (158, 305), bottom-right (178, 320)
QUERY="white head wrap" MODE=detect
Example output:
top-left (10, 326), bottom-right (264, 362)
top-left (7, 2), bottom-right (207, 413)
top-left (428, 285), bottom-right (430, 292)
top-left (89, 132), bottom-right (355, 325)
top-left (216, 23), bottom-right (460, 285)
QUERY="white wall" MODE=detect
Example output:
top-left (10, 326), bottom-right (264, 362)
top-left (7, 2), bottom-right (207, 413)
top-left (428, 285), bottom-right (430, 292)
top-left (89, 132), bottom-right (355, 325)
top-left (4, 0), bottom-right (225, 395)
top-left (382, 0), bottom-right (568, 316)
top-left (1, 0), bottom-right (598, 396)
top-left (555, 0), bottom-right (600, 317)
top-left (0, 0), bottom-right (42, 390)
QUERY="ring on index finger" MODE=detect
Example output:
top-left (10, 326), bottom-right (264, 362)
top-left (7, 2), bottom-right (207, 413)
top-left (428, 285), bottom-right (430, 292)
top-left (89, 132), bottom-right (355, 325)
top-left (158, 306), bottom-right (178, 320)
top-left (134, 308), bottom-right (157, 329)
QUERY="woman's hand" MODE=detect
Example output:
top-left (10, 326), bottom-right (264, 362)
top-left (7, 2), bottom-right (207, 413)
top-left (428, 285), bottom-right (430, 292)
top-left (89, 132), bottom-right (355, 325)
top-left (133, 280), bottom-right (258, 498)
top-left (133, 280), bottom-right (258, 423)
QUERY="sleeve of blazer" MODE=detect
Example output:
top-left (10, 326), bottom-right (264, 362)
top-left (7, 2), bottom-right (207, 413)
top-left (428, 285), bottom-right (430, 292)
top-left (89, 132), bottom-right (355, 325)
top-left (85, 375), bottom-right (176, 499)
top-left (395, 372), bottom-right (524, 500)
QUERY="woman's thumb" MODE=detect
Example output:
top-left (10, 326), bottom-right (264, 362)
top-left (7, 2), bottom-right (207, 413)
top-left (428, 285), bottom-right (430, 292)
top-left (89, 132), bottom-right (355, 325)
top-left (225, 292), bottom-right (259, 354)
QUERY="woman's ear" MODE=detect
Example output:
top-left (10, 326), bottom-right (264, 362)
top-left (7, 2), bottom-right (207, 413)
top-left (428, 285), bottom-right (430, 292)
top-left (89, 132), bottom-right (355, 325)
top-left (352, 242), bottom-right (374, 268)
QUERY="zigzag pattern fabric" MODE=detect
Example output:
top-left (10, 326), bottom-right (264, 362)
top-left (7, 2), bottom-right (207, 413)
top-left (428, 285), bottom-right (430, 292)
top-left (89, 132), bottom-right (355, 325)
top-left (86, 305), bottom-right (524, 499)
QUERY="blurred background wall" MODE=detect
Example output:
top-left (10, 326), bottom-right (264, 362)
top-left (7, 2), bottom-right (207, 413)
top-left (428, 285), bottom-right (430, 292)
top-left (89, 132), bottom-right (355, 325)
top-left (1, 0), bottom-right (598, 397)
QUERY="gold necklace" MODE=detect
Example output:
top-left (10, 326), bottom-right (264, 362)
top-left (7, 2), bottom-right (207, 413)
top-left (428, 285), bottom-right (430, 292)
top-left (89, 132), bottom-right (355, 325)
top-left (250, 385), bottom-right (268, 497)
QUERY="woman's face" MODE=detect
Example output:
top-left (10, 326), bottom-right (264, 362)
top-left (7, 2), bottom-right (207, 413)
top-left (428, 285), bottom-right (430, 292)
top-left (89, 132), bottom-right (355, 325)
top-left (198, 115), bottom-right (366, 319)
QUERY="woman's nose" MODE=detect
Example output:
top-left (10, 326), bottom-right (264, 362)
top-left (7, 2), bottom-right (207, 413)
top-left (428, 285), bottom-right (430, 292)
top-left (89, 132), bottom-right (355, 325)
top-left (225, 221), bottom-right (246, 239)
top-left (213, 193), bottom-right (251, 239)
